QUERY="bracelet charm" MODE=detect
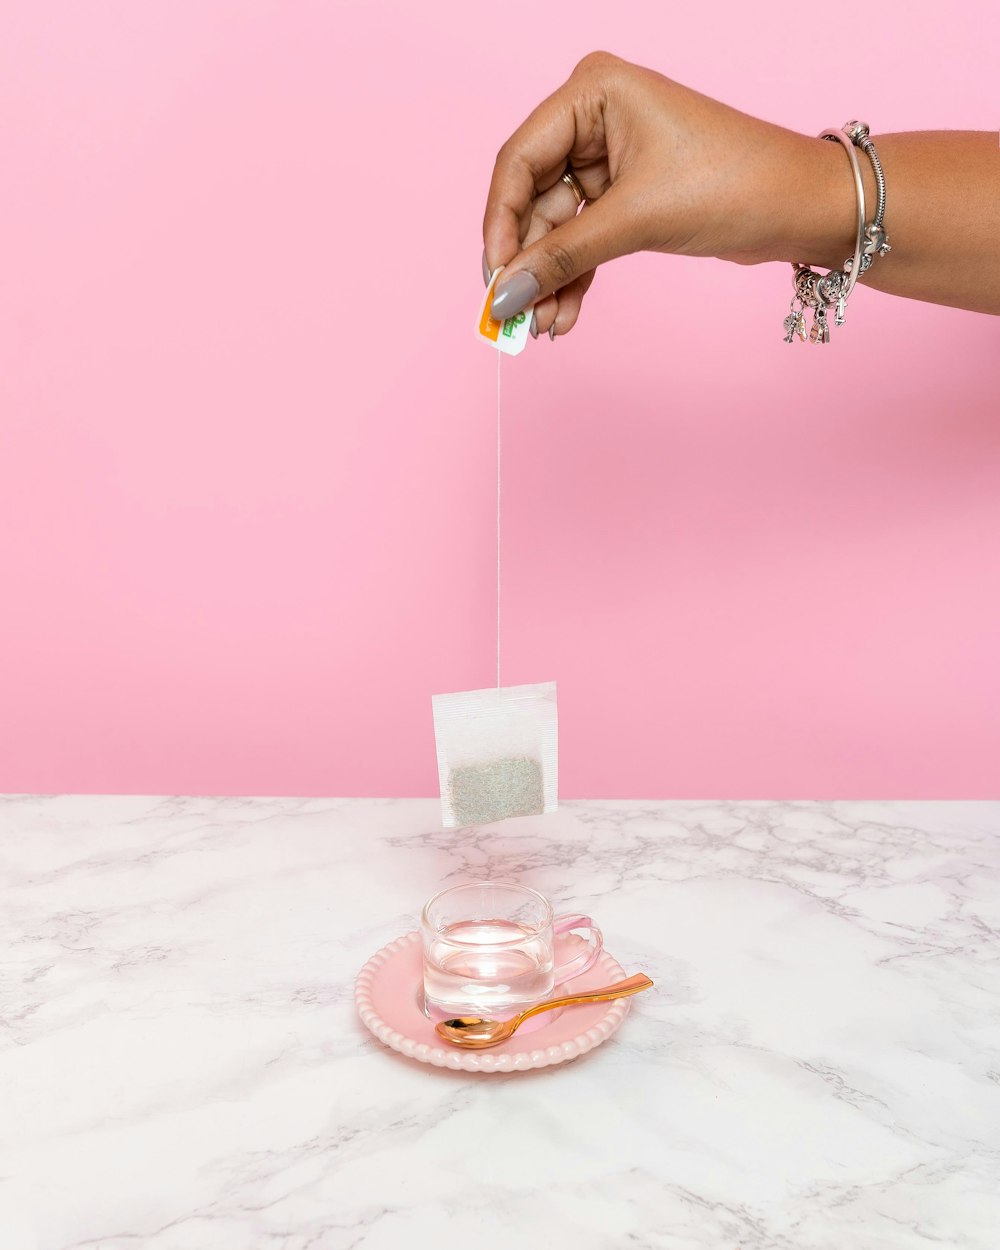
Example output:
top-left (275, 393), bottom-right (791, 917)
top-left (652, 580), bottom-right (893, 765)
top-left (782, 299), bottom-right (808, 343)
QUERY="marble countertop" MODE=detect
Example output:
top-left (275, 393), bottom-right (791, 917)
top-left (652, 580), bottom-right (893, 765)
top-left (3, 797), bottom-right (1000, 1249)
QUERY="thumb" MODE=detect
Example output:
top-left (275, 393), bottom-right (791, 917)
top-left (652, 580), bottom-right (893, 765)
top-left (489, 190), bottom-right (635, 321)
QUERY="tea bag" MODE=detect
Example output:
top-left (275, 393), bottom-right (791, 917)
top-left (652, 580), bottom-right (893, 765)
top-left (431, 286), bottom-right (556, 829)
top-left (432, 681), bottom-right (557, 828)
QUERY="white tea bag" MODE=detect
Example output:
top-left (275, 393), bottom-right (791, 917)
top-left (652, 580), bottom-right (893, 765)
top-left (432, 682), bottom-right (557, 828)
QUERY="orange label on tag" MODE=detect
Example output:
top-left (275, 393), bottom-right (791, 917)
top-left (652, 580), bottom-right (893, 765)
top-left (478, 295), bottom-right (502, 343)
top-left (475, 267), bottom-right (532, 357)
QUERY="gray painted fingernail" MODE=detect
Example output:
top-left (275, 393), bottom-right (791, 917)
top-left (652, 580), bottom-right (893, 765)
top-left (491, 271), bottom-right (539, 320)
top-left (529, 312), bottom-right (538, 339)
top-left (482, 250), bottom-right (491, 287)
top-left (548, 324), bottom-right (557, 341)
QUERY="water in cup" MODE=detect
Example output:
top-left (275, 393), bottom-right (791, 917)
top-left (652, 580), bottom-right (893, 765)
top-left (423, 917), bottom-right (555, 1018)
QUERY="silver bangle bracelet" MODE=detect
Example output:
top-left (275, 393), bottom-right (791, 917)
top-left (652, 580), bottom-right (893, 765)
top-left (846, 121), bottom-right (891, 274)
top-left (782, 121), bottom-right (891, 346)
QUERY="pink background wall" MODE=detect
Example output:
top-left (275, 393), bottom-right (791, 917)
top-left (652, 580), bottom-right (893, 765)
top-left (1, 1), bottom-right (998, 798)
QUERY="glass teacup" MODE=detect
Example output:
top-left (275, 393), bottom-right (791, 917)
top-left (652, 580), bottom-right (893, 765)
top-left (421, 881), bottom-right (603, 1021)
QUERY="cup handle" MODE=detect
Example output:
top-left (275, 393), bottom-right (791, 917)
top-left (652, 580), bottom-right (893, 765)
top-left (552, 914), bottom-right (603, 986)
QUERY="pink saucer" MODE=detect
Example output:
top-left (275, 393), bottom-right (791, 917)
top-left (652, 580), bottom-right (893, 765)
top-left (355, 931), bottom-right (633, 1073)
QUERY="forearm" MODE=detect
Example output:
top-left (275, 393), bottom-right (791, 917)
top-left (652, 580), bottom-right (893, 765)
top-left (783, 130), bottom-right (1000, 316)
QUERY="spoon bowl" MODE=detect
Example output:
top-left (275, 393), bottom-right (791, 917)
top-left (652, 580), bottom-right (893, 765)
top-left (435, 972), bottom-right (653, 1049)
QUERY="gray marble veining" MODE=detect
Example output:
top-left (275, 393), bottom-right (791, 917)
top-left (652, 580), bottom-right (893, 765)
top-left (1, 797), bottom-right (999, 1248)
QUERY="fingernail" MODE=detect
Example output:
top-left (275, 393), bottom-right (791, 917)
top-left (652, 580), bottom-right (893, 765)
top-left (529, 312), bottom-right (538, 339)
top-left (491, 270), bottom-right (539, 321)
top-left (548, 324), bottom-right (557, 341)
top-left (482, 249), bottom-right (491, 287)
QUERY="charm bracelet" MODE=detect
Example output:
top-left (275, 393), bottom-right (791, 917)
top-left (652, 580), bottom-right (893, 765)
top-left (783, 121), bottom-right (891, 345)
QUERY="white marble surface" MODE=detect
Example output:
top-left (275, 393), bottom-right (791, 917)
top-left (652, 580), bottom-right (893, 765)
top-left (2, 797), bottom-right (1000, 1249)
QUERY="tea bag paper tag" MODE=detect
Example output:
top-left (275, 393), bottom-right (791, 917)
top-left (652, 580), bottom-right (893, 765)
top-left (432, 681), bottom-right (558, 829)
top-left (476, 266), bottom-right (532, 357)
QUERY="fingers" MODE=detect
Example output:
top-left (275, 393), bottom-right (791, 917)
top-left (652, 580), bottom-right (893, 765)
top-left (481, 175), bottom-right (580, 287)
top-left (524, 176), bottom-right (589, 242)
top-left (549, 269), bottom-right (596, 337)
top-left (484, 178), bottom-right (600, 338)
top-left (483, 82), bottom-right (580, 272)
top-left (480, 262), bottom-right (595, 340)
top-left (483, 54), bottom-right (622, 334)
top-left (531, 295), bottom-right (560, 337)
top-left (490, 188), bottom-right (633, 321)
top-left (522, 193), bottom-right (594, 336)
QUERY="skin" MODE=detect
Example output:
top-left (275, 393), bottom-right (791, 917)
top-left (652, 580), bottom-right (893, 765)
top-left (483, 52), bottom-right (1000, 336)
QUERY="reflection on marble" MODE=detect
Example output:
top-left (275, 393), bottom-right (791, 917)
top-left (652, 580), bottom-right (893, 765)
top-left (1, 797), bottom-right (999, 1248)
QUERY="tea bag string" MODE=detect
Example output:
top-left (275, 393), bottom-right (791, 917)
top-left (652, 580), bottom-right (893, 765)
top-left (496, 347), bottom-right (502, 689)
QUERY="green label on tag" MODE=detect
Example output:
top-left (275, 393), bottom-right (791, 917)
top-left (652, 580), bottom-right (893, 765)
top-left (502, 312), bottom-right (526, 338)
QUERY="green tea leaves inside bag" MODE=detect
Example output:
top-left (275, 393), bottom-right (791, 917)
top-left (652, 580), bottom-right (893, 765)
top-left (432, 682), bottom-right (557, 828)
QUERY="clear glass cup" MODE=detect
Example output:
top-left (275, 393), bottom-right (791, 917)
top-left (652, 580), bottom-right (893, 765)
top-left (420, 881), bottom-right (603, 1021)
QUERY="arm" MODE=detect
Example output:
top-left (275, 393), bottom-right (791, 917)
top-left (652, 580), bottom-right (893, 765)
top-left (482, 53), bottom-right (1000, 335)
top-left (785, 130), bottom-right (1000, 315)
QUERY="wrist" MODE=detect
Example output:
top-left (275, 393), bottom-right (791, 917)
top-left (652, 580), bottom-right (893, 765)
top-left (774, 132), bottom-right (879, 270)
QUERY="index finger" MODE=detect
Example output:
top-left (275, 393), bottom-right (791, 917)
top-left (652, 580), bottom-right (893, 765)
top-left (483, 81), bottom-right (578, 272)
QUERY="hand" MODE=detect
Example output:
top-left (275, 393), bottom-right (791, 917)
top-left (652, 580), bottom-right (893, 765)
top-left (483, 51), bottom-right (851, 336)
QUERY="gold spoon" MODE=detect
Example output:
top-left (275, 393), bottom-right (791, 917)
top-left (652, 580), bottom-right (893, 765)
top-left (435, 973), bottom-right (654, 1049)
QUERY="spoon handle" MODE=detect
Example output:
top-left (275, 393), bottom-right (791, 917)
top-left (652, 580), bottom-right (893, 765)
top-left (514, 973), bottom-right (654, 1026)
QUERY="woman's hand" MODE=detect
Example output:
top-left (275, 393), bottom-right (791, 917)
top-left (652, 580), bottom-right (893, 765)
top-left (483, 51), bottom-right (855, 336)
top-left (486, 53), bottom-right (1000, 325)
